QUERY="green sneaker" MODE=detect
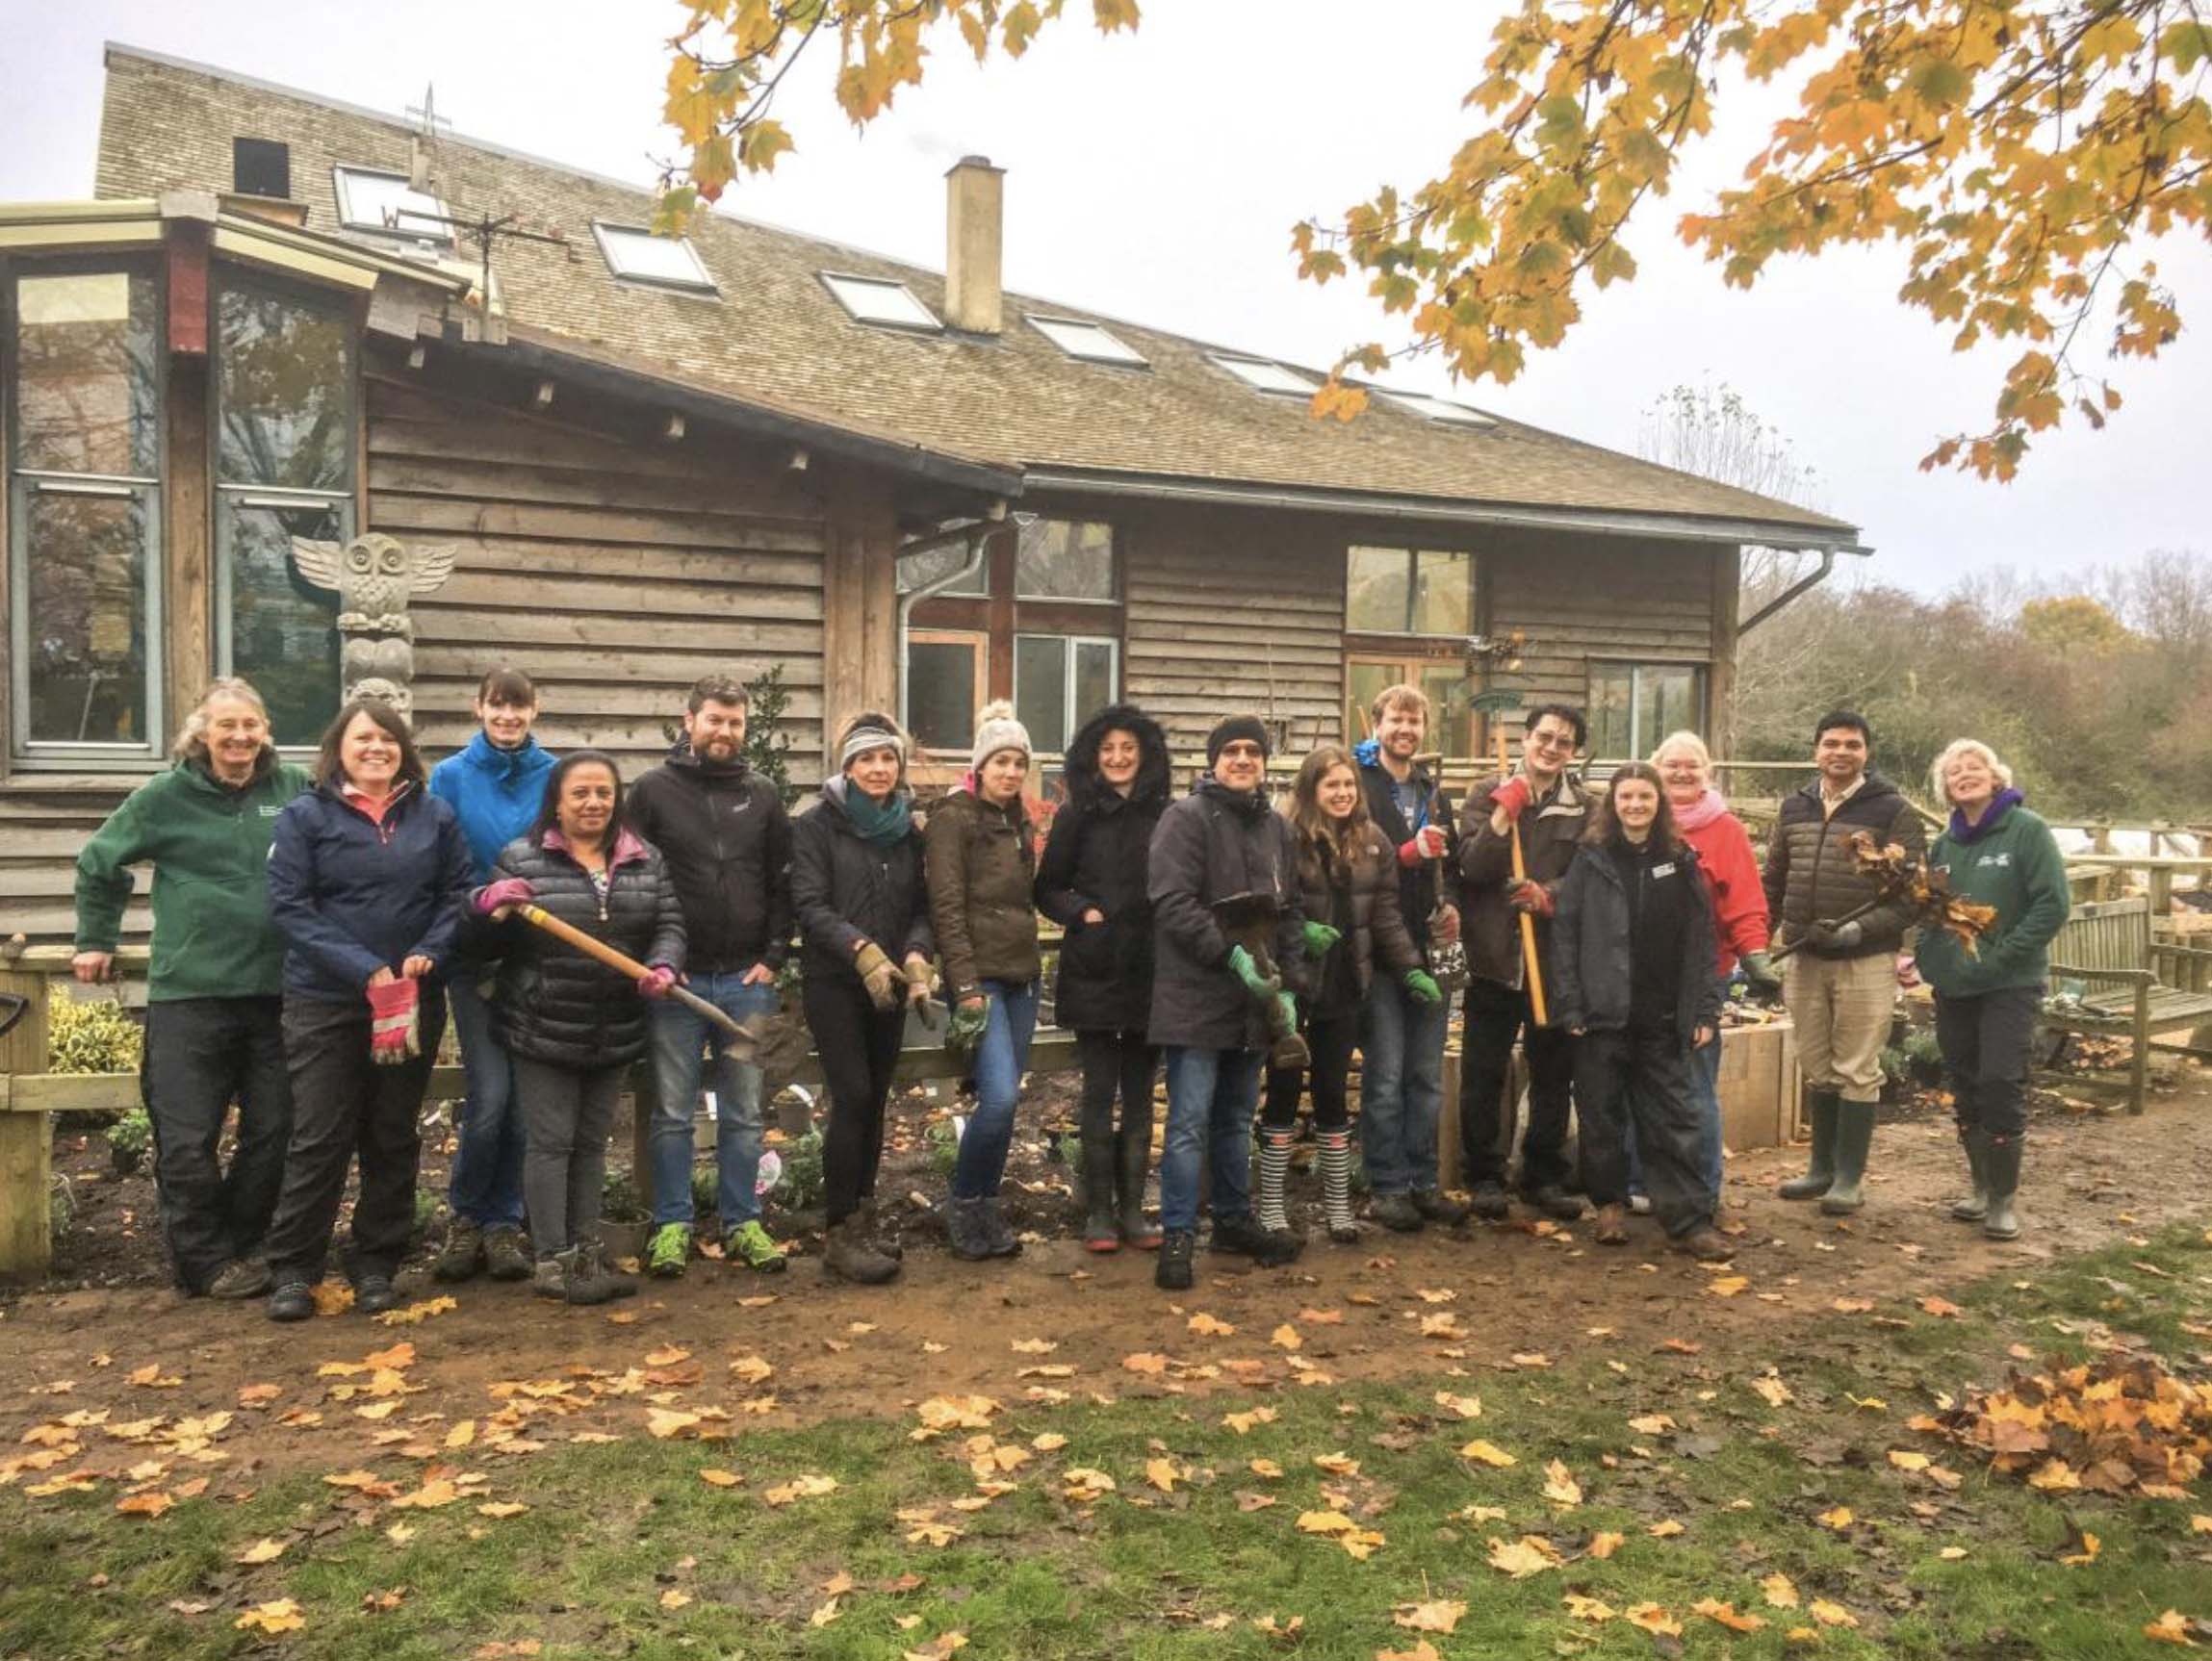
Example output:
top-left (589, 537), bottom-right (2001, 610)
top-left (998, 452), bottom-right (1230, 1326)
top-left (646, 1223), bottom-right (692, 1279)
top-left (724, 1219), bottom-right (788, 1274)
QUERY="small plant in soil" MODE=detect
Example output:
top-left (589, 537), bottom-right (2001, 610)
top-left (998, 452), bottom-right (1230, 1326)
top-left (772, 1128), bottom-right (825, 1212)
top-left (601, 1169), bottom-right (650, 1225)
top-left (47, 996), bottom-right (142, 1075)
top-left (925, 1117), bottom-right (961, 1179)
top-left (1903, 1027), bottom-right (1946, 1085)
top-left (104, 1107), bottom-right (152, 1177)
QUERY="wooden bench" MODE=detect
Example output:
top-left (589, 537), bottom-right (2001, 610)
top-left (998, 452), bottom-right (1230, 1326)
top-left (2046, 897), bottom-right (2212, 1114)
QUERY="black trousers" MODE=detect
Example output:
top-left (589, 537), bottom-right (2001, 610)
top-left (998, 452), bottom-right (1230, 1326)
top-left (804, 977), bottom-right (909, 1226)
top-left (1574, 1023), bottom-right (1710, 1238)
top-left (1076, 1028), bottom-right (1159, 1139)
top-left (261, 992), bottom-right (446, 1285)
top-left (1934, 984), bottom-right (2040, 1140)
top-left (1458, 977), bottom-right (1577, 1191)
top-left (1261, 1009), bottom-right (1358, 1130)
top-left (141, 996), bottom-right (293, 1293)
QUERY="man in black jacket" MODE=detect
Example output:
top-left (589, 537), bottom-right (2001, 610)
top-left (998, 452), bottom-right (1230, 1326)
top-left (629, 675), bottom-right (795, 1278)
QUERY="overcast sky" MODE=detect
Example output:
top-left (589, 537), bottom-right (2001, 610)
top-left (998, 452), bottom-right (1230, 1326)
top-left (6, 0), bottom-right (2205, 597)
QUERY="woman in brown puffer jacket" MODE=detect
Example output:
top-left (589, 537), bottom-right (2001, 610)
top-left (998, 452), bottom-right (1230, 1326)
top-left (1260, 746), bottom-right (1442, 1245)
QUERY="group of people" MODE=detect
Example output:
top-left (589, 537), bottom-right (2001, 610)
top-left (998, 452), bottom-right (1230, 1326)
top-left (71, 668), bottom-right (2071, 1316)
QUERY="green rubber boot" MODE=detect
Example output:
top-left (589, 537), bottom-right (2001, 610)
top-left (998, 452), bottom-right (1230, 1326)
top-left (1949, 1127), bottom-right (1990, 1222)
top-left (1982, 1137), bottom-right (2022, 1240)
top-left (1778, 1090), bottom-right (1839, 1201)
top-left (1819, 1099), bottom-right (1877, 1214)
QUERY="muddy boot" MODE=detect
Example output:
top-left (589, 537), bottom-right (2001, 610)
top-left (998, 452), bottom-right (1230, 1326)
top-left (591, 1244), bottom-right (637, 1300)
top-left (823, 1218), bottom-right (901, 1285)
top-left (1156, 1229), bottom-right (1196, 1290)
top-left (1673, 1225), bottom-right (1735, 1263)
top-left (1779, 1090), bottom-right (1840, 1200)
top-left (1819, 1099), bottom-right (1877, 1214)
top-left (561, 1247), bottom-right (614, 1306)
top-left (1116, 1115), bottom-right (1162, 1248)
top-left (980, 1196), bottom-right (1022, 1258)
top-left (483, 1226), bottom-right (535, 1282)
top-left (530, 1254), bottom-right (570, 1301)
top-left (1254, 1127), bottom-right (1297, 1237)
top-left (857, 1196), bottom-right (904, 1261)
top-left (945, 1198), bottom-right (993, 1262)
top-left (1081, 1130), bottom-right (1121, 1253)
top-left (1949, 1126), bottom-right (1991, 1222)
top-left (432, 1218), bottom-right (484, 1283)
top-left (1982, 1136), bottom-right (2021, 1240)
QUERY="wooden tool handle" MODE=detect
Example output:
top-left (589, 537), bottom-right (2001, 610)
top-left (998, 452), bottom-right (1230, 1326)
top-left (513, 904), bottom-right (752, 1041)
top-left (1495, 732), bottom-right (1551, 1027)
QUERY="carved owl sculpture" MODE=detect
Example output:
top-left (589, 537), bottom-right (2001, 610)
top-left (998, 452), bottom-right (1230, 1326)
top-left (290, 532), bottom-right (457, 633)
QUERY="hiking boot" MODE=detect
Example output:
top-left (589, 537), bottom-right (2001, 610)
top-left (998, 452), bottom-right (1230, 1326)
top-left (483, 1227), bottom-right (534, 1282)
top-left (1370, 1190), bottom-right (1426, 1233)
top-left (1527, 1185), bottom-right (1584, 1222)
top-left (1593, 1203), bottom-right (1630, 1245)
top-left (1673, 1225), bottom-right (1736, 1263)
top-left (208, 1258), bottom-right (270, 1300)
top-left (946, 1198), bottom-right (994, 1262)
top-left (1155, 1229), bottom-right (1196, 1291)
top-left (1982, 1137), bottom-right (2022, 1241)
top-left (558, 1248), bottom-right (613, 1306)
top-left (1469, 1180), bottom-right (1511, 1221)
top-left (1412, 1188), bottom-right (1470, 1226)
top-left (979, 1198), bottom-right (1022, 1259)
top-left (646, 1223), bottom-right (692, 1279)
top-left (1212, 1212), bottom-right (1302, 1267)
top-left (584, 1244), bottom-right (637, 1301)
top-left (1780, 1090), bottom-right (1839, 1200)
top-left (823, 1218), bottom-right (900, 1285)
top-left (267, 1280), bottom-right (315, 1323)
top-left (725, 1219), bottom-right (789, 1273)
top-left (432, 1218), bottom-right (484, 1283)
top-left (1949, 1127), bottom-right (1991, 1222)
top-left (856, 1196), bottom-right (904, 1261)
top-left (1819, 1100), bottom-right (1877, 1214)
top-left (355, 1274), bottom-right (399, 1316)
top-left (531, 1255), bottom-right (570, 1301)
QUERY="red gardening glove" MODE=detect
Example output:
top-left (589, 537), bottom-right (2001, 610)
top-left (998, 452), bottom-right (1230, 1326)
top-left (474, 877), bottom-right (534, 916)
top-left (366, 977), bottom-right (422, 1065)
top-left (637, 964), bottom-right (678, 999)
top-left (1396, 824), bottom-right (1449, 866)
top-left (1491, 776), bottom-right (1534, 822)
top-left (1506, 879), bottom-right (1555, 919)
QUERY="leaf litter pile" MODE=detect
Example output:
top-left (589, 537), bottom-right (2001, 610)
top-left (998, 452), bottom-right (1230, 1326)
top-left (1935, 1350), bottom-right (2211, 1497)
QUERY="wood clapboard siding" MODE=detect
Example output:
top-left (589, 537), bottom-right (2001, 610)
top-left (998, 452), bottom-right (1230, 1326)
top-left (367, 371), bottom-right (832, 784)
top-left (0, 780), bottom-right (149, 945)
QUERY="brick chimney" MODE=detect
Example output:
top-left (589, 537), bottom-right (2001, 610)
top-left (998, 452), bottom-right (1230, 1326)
top-left (944, 156), bottom-right (1004, 335)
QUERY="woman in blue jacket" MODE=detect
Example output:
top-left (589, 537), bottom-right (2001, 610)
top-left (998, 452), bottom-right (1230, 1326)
top-left (426, 667), bottom-right (555, 1284)
top-left (258, 698), bottom-right (475, 1322)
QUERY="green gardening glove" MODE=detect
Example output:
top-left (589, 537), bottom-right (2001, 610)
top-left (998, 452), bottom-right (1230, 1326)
top-left (1402, 969), bottom-right (1443, 1007)
top-left (1227, 945), bottom-right (1279, 1001)
top-left (1301, 920), bottom-right (1343, 958)
top-left (1273, 990), bottom-right (1300, 1035)
top-left (944, 996), bottom-right (990, 1060)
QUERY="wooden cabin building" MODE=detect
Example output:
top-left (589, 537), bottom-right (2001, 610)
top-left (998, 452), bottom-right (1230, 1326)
top-left (0, 45), bottom-right (1864, 945)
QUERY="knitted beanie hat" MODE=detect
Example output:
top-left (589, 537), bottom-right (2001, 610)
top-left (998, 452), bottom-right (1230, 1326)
top-left (1206, 714), bottom-right (1272, 765)
top-left (836, 711), bottom-right (908, 776)
top-left (970, 700), bottom-right (1033, 774)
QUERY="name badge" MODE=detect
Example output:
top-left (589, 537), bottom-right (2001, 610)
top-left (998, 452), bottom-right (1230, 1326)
top-left (1651, 862), bottom-right (1677, 879)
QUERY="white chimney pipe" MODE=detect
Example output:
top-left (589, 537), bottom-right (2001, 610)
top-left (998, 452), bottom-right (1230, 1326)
top-left (944, 156), bottom-right (1004, 336)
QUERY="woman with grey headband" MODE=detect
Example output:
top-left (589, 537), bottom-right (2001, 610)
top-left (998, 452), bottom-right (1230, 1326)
top-left (790, 712), bottom-right (938, 1283)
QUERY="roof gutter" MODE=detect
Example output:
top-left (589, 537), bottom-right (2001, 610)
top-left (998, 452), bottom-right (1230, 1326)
top-left (895, 515), bottom-right (1004, 732)
top-left (1738, 543), bottom-right (1875, 634)
top-left (1017, 467), bottom-right (1867, 555)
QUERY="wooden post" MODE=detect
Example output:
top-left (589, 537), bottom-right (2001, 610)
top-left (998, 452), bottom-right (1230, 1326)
top-left (2150, 865), bottom-right (2174, 918)
top-left (0, 967), bottom-right (54, 1277)
top-left (2129, 982), bottom-right (2150, 1116)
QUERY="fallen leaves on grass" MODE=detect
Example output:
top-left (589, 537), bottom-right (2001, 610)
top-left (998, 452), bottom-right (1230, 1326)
top-left (374, 1295), bottom-right (457, 1326)
top-left (1694, 1598), bottom-right (1767, 1633)
top-left (1376, 1644), bottom-right (1440, 1661)
top-left (1625, 1603), bottom-right (1682, 1636)
top-left (2144, 1610), bottom-right (2202, 1646)
top-left (1433, 1392), bottom-right (1482, 1420)
top-left (235, 1537), bottom-right (288, 1564)
top-left (1459, 1439), bottom-right (1516, 1468)
top-left (1815, 1506), bottom-right (1854, 1531)
top-left (1587, 1530), bottom-right (1625, 1559)
top-left (1564, 1594), bottom-right (1617, 1623)
top-left (1762, 1572), bottom-right (1801, 1608)
top-left (1064, 1468), bottom-right (1118, 1502)
top-left (1271, 1324), bottom-right (1302, 1351)
top-left (235, 1600), bottom-right (305, 1633)
top-left (1484, 1535), bottom-right (1560, 1578)
top-left (1936, 1351), bottom-right (2212, 1499)
top-left (114, 1492), bottom-right (173, 1519)
top-left (1750, 1372), bottom-right (1794, 1408)
top-left (1809, 1598), bottom-right (1860, 1628)
top-left (1706, 1275), bottom-right (1749, 1298)
top-left (763, 1474), bottom-right (837, 1506)
top-left (1121, 1353), bottom-right (1170, 1375)
top-left (1921, 1295), bottom-right (1964, 1318)
top-left (1223, 1407), bottom-right (1277, 1434)
top-left (1540, 1459), bottom-right (1582, 1506)
top-left (901, 1635), bottom-right (966, 1661)
top-left (1187, 1313), bottom-right (1235, 1337)
top-left (1392, 1599), bottom-right (1466, 1634)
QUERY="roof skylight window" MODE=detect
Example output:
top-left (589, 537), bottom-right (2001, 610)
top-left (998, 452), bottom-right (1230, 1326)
top-left (820, 272), bottom-right (941, 332)
top-left (1207, 354), bottom-right (1320, 396)
top-left (593, 222), bottom-right (716, 294)
top-left (1028, 316), bottom-right (1147, 367)
top-left (1385, 390), bottom-right (1497, 428)
top-left (332, 166), bottom-right (451, 244)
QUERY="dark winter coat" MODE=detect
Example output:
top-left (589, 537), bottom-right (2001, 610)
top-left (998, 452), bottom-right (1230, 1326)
top-left (1552, 837), bottom-right (1722, 1039)
top-left (924, 786), bottom-right (1042, 999)
top-left (1146, 779), bottom-right (1307, 1051)
top-left (789, 780), bottom-right (936, 988)
top-left (1290, 822), bottom-right (1422, 998)
top-left (1762, 772), bottom-right (1927, 958)
top-left (266, 781), bottom-right (476, 1003)
top-left (1455, 770), bottom-right (1591, 993)
top-left (1358, 747), bottom-right (1458, 961)
top-left (626, 746), bottom-right (793, 975)
top-left (1035, 704), bottom-right (1170, 1033)
top-left (476, 828), bottom-right (686, 1070)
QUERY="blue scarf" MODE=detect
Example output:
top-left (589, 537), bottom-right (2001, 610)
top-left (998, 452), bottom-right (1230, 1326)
top-left (831, 776), bottom-right (913, 848)
top-left (1949, 786), bottom-right (2024, 844)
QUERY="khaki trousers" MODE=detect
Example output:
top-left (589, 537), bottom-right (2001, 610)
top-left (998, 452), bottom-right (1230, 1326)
top-left (1784, 952), bottom-right (1895, 1104)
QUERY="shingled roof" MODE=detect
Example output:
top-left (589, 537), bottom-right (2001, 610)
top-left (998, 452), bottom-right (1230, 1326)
top-left (95, 43), bottom-right (1861, 546)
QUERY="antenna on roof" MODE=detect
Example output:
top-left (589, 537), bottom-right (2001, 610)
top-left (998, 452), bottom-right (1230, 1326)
top-left (405, 84), bottom-right (451, 191)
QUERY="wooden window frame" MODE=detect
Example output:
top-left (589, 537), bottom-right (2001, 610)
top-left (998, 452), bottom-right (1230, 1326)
top-left (1344, 543), bottom-right (1479, 640)
top-left (1342, 648), bottom-right (1479, 760)
top-left (906, 626), bottom-right (990, 754)
top-left (1586, 659), bottom-right (1711, 764)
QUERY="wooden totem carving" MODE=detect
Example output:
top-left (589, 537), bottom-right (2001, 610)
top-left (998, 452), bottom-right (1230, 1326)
top-left (289, 532), bottom-right (457, 719)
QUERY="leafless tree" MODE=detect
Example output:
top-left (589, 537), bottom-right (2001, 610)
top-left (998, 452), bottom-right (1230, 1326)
top-left (1638, 381), bottom-right (1826, 610)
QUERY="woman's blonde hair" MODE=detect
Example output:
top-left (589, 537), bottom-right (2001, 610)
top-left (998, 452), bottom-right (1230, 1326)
top-left (1649, 728), bottom-right (1711, 771)
top-left (1930, 738), bottom-right (2015, 805)
top-left (170, 677), bottom-right (271, 762)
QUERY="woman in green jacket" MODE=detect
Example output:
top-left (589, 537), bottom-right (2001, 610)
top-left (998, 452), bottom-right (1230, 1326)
top-left (1916, 739), bottom-right (2069, 1241)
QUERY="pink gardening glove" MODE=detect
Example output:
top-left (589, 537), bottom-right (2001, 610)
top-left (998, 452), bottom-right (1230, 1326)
top-left (474, 877), bottom-right (534, 916)
top-left (637, 964), bottom-right (678, 999)
top-left (366, 977), bottom-right (422, 1065)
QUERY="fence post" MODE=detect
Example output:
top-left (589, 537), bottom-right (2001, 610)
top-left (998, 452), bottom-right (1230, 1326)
top-left (0, 966), bottom-right (54, 1278)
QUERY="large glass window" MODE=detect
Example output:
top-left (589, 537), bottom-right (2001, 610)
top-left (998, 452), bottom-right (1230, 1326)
top-left (1015, 634), bottom-right (1118, 755)
top-left (7, 265), bottom-right (164, 756)
top-left (1346, 545), bottom-right (1474, 636)
top-left (1589, 662), bottom-right (1708, 760)
top-left (214, 277), bottom-right (355, 745)
top-left (907, 630), bottom-right (987, 752)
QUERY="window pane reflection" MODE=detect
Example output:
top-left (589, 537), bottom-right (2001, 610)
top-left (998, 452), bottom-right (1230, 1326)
top-left (225, 498), bottom-right (343, 746)
top-left (13, 270), bottom-right (160, 478)
top-left (24, 491), bottom-right (148, 744)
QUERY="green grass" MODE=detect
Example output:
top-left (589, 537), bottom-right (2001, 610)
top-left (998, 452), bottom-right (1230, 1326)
top-left (7, 1226), bottom-right (2212, 1659)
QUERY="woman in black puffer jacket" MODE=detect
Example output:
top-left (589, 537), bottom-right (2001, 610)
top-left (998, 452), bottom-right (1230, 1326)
top-left (469, 751), bottom-right (684, 1303)
top-left (1035, 703), bottom-right (1171, 1253)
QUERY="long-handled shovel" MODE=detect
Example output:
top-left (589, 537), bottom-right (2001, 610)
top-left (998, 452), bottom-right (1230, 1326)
top-left (1494, 733), bottom-right (1551, 1026)
top-left (509, 904), bottom-right (764, 1060)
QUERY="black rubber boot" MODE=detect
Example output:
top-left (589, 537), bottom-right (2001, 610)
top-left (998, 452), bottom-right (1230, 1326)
top-left (1779, 1090), bottom-right (1840, 1200)
top-left (1949, 1126), bottom-right (1991, 1222)
top-left (1155, 1229), bottom-right (1196, 1290)
top-left (823, 1218), bottom-right (900, 1285)
top-left (1081, 1129), bottom-right (1120, 1252)
top-left (1115, 1119), bottom-right (1162, 1248)
top-left (1819, 1099), bottom-right (1877, 1214)
top-left (1982, 1137), bottom-right (2021, 1240)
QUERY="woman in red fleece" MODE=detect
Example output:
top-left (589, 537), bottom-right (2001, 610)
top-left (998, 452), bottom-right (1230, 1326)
top-left (1644, 731), bottom-right (1780, 1208)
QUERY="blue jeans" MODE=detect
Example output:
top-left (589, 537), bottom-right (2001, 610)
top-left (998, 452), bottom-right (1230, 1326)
top-left (952, 980), bottom-right (1040, 1200)
top-left (446, 975), bottom-right (526, 1231)
top-left (1625, 1033), bottom-right (1724, 1206)
top-left (1360, 973), bottom-right (1448, 1195)
top-left (1159, 1046), bottom-right (1261, 1232)
top-left (648, 974), bottom-right (782, 1228)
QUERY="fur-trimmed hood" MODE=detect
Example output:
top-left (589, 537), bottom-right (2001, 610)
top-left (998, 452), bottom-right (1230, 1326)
top-left (1061, 703), bottom-right (1170, 809)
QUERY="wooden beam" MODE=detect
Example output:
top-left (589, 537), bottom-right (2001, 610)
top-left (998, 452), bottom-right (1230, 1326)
top-left (165, 219), bottom-right (211, 356)
top-left (166, 353), bottom-right (213, 736)
top-left (0, 969), bottom-right (52, 1277)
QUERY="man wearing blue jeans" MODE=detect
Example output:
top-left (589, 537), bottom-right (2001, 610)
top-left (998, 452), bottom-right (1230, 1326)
top-left (1146, 715), bottom-right (1308, 1290)
top-left (629, 675), bottom-right (794, 1277)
